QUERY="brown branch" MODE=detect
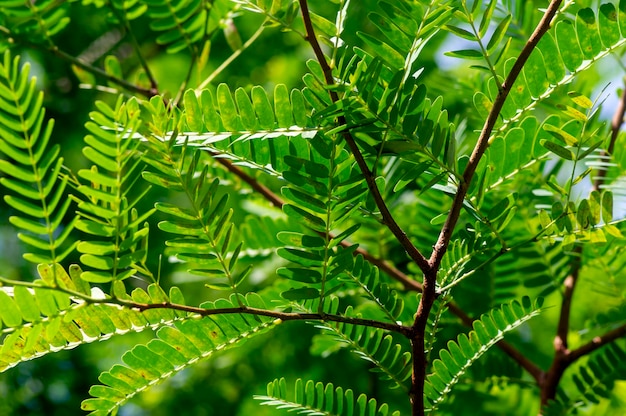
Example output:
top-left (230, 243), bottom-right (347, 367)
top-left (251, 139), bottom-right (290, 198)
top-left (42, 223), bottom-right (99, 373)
top-left (554, 247), bottom-right (582, 353)
top-left (212, 155), bottom-right (285, 208)
top-left (541, 58), bottom-right (626, 411)
top-left (594, 85), bottom-right (626, 188)
top-left (409, 268), bottom-right (437, 416)
top-left (430, 0), bottom-right (563, 270)
top-left (540, 323), bottom-right (626, 407)
top-left (213, 152), bottom-right (426, 291)
top-left (568, 324), bottom-right (626, 361)
top-left (413, 3), bottom-right (563, 414)
top-left (297, 0), bottom-right (430, 274)
top-left (99, 299), bottom-right (412, 336)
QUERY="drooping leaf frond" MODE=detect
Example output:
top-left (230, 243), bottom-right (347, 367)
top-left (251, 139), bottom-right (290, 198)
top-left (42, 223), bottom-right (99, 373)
top-left (341, 254), bottom-right (405, 323)
top-left (276, 131), bottom-right (368, 303)
top-left (484, 3), bottom-right (625, 133)
top-left (178, 84), bottom-right (319, 175)
top-left (313, 306), bottom-right (411, 391)
top-left (0, 0), bottom-right (70, 43)
top-left (255, 377), bottom-right (401, 416)
top-left (317, 54), bottom-right (458, 193)
top-left (424, 296), bottom-right (543, 412)
top-left (141, 131), bottom-right (248, 290)
top-left (0, 51), bottom-right (77, 264)
top-left (140, 0), bottom-right (208, 54)
top-left (74, 96), bottom-right (154, 283)
top-left (0, 264), bottom-right (186, 372)
top-left (360, 0), bottom-right (455, 71)
top-left (82, 293), bottom-right (278, 416)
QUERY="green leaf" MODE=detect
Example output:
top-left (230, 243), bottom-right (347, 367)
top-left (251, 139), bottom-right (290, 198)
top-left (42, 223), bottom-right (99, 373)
top-left (540, 139), bottom-right (575, 160)
top-left (183, 89), bottom-right (204, 131)
top-left (277, 267), bottom-right (323, 284)
top-left (444, 25), bottom-right (476, 41)
top-left (281, 187), bottom-right (327, 214)
top-left (601, 191), bottom-right (613, 223)
top-left (479, 0), bottom-right (497, 37)
top-left (0, 291), bottom-right (23, 327)
top-left (274, 84), bottom-right (293, 128)
top-left (486, 14), bottom-right (511, 53)
top-left (568, 91), bottom-right (593, 109)
top-left (537, 33), bottom-right (565, 85)
top-left (543, 124), bottom-right (578, 146)
top-left (425, 297), bottom-right (542, 412)
top-left (598, 3), bottom-right (621, 48)
top-left (277, 248), bottom-right (324, 267)
top-left (555, 20), bottom-right (582, 71)
top-left (357, 31), bottom-right (405, 69)
top-left (576, 199), bottom-right (591, 230)
top-left (251, 86), bottom-right (275, 129)
top-left (217, 83), bottom-right (241, 131)
top-left (277, 232), bottom-right (327, 249)
top-left (588, 191), bottom-right (601, 226)
top-left (576, 8), bottom-right (602, 59)
top-left (283, 204), bottom-right (326, 232)
top-left (444, 49), bottom-right (483, 60)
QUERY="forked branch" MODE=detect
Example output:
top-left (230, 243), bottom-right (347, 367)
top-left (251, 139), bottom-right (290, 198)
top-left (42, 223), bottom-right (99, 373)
top-left (540, 79), bottom-right (626, 409)
top-left (412, 2), bottom-right (562, 415)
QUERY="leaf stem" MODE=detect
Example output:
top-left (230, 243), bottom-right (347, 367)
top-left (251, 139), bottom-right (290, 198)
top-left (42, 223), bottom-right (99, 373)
top-left (196, 23), bottom-right (266, 91)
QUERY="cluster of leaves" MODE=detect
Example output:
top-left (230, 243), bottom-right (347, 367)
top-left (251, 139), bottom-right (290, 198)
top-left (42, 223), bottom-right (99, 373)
top-left (0, 1), bottom-right (625, 416)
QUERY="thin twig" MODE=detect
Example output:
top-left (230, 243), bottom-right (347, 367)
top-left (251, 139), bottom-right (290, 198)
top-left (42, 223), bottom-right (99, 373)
top-left (567, 324), bottom-right (626, 361)
top-left (594, 85), bottom-right (626, 188)
top-left (0, 275), bottom-right (410, 335)
top-left (131, 301), bottom-right (412, 335)
top-left (297, 0), bottom-right (430, 274)
top-left (108, 5), bottom-right (159, 93)
top-left (0, 26), bottom-right (157, 98)
top-left (196, 23), bottom-right (266, 91)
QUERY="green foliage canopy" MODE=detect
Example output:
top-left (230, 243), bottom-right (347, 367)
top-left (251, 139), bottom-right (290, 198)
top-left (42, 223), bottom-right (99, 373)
top-left (0, 0), bottom-right (625, 415)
